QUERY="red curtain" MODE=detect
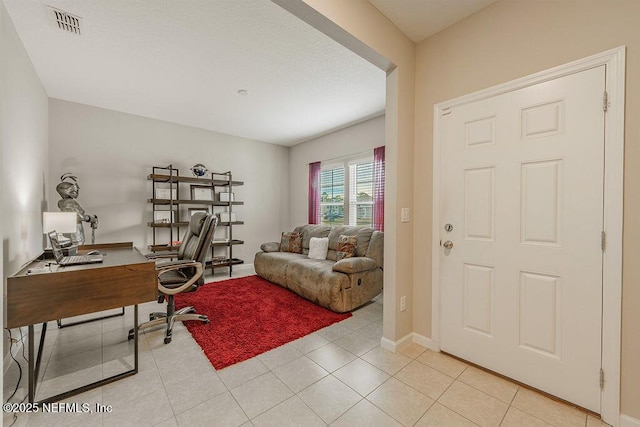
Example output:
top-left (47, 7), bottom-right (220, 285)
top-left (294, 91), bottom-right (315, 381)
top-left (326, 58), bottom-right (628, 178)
top-left (373, 146), bottom-right (385, 231)
top-left (308, 162), bottom-right (321, 224)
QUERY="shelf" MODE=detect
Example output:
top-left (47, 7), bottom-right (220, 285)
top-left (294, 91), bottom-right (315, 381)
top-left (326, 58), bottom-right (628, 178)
top-left (212, 239), bottom-right (244, 247)
top-left (206, 258), bottom-right (244, 268)
top-left (148, 244), bottom-right (180, 252)
top-left (148, 198), bottom-right (244, 206)
top-left (148, 173), bottom-right (243, 186)
top-left (149, 221), bottom-right (244, 227)
top-left (218, 221), bottom-right (244, 226)
top-left (147, 222), bottom-right (189, 227)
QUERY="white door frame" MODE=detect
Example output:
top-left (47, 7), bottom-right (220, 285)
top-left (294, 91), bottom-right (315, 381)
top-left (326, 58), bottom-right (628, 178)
top-left (431, 46), bottom-right (625, 426)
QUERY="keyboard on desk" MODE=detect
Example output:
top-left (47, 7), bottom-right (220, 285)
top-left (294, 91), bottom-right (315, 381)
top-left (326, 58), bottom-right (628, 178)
top-left (58, 254), bottom-right (104, 266)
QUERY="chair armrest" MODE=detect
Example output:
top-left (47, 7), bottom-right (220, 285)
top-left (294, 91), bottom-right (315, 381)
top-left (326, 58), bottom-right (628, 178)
top-left (260, 242), bottom-right (281, 252)
top-left (145, 251), bottom-right (179, 260)
top-left (155, 259), bottom-right (198, 270)
top-left (332, 257), bottom-right (378, 274)
top-left (156, 260), bottom-right (203, 295)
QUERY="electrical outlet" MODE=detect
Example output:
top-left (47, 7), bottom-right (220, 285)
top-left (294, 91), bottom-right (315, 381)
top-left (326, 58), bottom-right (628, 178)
top-left (400, 296), bottom-right (406, 311)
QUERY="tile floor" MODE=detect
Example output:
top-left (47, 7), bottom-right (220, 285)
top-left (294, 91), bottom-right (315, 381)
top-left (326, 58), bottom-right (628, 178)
top-left (3, 268), bottom-right (607, 427)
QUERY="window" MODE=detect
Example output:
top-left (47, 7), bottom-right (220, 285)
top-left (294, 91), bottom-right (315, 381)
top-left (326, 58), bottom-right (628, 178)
top-left (319, 157), bottom-right (374, 227)
top-left (320, 165), bottom-right (345, 226)
top-left (349, 160), bottom-right (374, 227)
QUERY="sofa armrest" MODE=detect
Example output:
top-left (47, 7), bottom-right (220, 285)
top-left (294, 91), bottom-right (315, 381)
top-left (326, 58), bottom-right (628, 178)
top-left (260, 242), bottom-right (281, 252)
top-left (332, 257), bottom-right (378, 274)
top-left (365, 231), bottom-right (383, 268)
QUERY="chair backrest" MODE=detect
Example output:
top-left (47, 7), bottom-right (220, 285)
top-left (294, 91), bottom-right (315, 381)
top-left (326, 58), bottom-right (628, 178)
top-left (178, 212), bottom-right (217, 269)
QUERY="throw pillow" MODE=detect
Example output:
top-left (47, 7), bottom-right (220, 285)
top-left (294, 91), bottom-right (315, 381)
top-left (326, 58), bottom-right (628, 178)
top-left (308, 237), bottom-right (329, 260)
top-left (280, 231), bottom-right (303, 253)
top-left (336, 235), bottom-right (358, 261)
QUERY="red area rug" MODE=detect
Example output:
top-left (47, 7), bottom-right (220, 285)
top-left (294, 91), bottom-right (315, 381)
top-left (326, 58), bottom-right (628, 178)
top-left (174, 275), bottom-right (351, 370)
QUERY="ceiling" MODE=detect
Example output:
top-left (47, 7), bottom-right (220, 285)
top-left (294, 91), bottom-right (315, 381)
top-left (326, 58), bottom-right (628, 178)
top-left (4, 0), bottom-right (494, 147)
top-left (369, 0), bottom-right (496, 43)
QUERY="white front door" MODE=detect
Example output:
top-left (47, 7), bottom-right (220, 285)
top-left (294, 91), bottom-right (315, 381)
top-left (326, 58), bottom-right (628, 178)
top-left (439, 65), bottom-right (605, 412)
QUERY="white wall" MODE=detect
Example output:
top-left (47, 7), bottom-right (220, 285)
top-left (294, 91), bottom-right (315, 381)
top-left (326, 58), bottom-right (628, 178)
top-left (1, 0), bottom-right (49, 386)
top-left (287, 115), bottom-right (385, 230)
top-left (48, 99), bottom-right (289, 270)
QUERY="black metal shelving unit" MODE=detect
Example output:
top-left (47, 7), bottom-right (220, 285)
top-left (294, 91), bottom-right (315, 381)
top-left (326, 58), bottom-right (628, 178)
top-left (147, 165), bottom-right (244, 276)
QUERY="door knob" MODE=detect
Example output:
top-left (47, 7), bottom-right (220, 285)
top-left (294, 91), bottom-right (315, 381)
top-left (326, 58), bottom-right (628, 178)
top-left (443, 240), bottom-right (454, 249)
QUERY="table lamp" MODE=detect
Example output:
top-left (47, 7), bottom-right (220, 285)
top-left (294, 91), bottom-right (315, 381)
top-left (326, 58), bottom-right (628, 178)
top-left (43, 212), bottom-right (76, 248)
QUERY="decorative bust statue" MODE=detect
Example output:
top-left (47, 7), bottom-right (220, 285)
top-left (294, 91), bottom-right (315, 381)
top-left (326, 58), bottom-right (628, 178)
top-left (56, 173), bottom-right (98, 245)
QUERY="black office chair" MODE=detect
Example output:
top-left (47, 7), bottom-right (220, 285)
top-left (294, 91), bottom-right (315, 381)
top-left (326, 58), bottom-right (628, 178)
top-left (131, 212), bottom-right (217, 344)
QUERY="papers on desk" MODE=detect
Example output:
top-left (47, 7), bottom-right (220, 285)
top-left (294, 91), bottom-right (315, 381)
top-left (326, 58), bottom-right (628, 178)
top-left (26, 263), bottom-right (58, 275)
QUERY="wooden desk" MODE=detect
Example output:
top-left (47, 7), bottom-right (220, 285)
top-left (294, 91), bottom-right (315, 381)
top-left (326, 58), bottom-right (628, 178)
top-left (7, 243), bottom-right (157, 403)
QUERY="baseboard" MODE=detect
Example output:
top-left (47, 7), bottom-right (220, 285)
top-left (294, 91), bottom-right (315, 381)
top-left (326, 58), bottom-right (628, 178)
top-left (381, 332), bottom-right (440, 353)
top-left (621, 414), bottom-right (640, 427)
top-left (412, 333), bottom-right (440, 352)
top-left (380, 333), bottom-right (413, 352)
top-left (380, 337), bottom-right (395, 352)
top-left (233, 263), bottom-right (255, 274)
top-left (208, 263), bottom-right (254, 280)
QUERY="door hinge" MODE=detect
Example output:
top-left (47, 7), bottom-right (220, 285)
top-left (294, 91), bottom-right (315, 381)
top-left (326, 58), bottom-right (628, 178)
top-left (599, 368), bottom-right (605, 389)
top-left (603, 91), bottom-right (609, 112)
top-left (601, 231), bottom-right (606, 251)
top-left (442, 108), bottom-right (452, 116)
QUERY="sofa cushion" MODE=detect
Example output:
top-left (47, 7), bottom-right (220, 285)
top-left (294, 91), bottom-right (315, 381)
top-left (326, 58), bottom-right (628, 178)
top-left (336, 235), bottom-right (358, 261)
top-left (308, 237), bottom-right (329, 260)
top-left (254, 251), bottom-right (306, 285)
top-left (280, 231), bottom-right (302, 253)
top-left (294, 225), bottom-right (332, 253)
top-left (327, 226), bottom-right (373, 257)
top-left (285, 258), bottom-right (351, 312)
top-left (332, 257), bottom-right (378, 274)
top-left (260, 242), bottom-right (281, 253)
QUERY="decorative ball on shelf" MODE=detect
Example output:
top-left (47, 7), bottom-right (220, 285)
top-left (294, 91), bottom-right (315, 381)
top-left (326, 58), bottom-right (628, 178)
top-left (191, 163), bottom-right (208, 177)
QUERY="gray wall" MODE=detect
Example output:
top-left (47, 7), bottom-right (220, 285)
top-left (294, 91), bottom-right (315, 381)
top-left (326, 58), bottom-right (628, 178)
top-left (287, 115), bottom-right (385, 231)
top-left (1, 1), bottom-right (49, 386)
top-left (48, 99), bottom-right (290, 271)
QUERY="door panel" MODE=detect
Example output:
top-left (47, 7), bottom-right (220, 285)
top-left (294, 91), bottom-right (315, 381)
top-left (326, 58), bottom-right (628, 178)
top-left (440, 66), bottom-right (605, 412)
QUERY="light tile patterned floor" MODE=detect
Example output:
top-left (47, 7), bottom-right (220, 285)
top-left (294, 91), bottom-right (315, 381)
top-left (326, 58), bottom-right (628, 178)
top-left (3, 268), bottom-right (606, 427)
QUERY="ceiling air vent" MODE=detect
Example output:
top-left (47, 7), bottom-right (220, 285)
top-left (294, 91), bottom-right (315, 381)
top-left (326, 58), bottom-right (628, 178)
top-left (47, 6), bottom-right (82, 35)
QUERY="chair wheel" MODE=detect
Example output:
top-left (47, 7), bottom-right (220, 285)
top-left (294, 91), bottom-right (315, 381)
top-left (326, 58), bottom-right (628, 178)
top-left (164, 337), bottom-right (172, 344)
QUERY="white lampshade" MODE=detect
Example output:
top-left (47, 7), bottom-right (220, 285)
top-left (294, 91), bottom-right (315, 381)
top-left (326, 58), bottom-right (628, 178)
top-left (43, 212), bottom-right (77, 234)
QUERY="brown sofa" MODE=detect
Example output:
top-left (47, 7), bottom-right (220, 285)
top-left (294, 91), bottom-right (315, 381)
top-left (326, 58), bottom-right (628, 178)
top-left (254, 225), bottom-right (383, 313)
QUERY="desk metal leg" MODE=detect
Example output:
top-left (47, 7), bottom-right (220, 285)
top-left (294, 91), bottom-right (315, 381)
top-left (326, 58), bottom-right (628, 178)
top-left (56, 307), bottom-right (125, 329)
top-left (28, 322), bottom-right (48, 403)
top-left (28, 325), bottom-right (34, 403)
top-left (30, 305), bottom-right (141, 404)
top-left (134, 305), bottom-right (139, 373)
top-left (34, 323), bottom-right (47, 390)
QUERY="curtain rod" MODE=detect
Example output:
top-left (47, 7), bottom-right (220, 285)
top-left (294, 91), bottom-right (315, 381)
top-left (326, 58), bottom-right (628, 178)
top-left (314, 148), bottom-right (375, 165)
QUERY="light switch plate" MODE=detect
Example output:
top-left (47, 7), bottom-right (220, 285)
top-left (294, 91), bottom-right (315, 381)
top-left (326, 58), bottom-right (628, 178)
top-left (401, 208), bottom-right (410, 223)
